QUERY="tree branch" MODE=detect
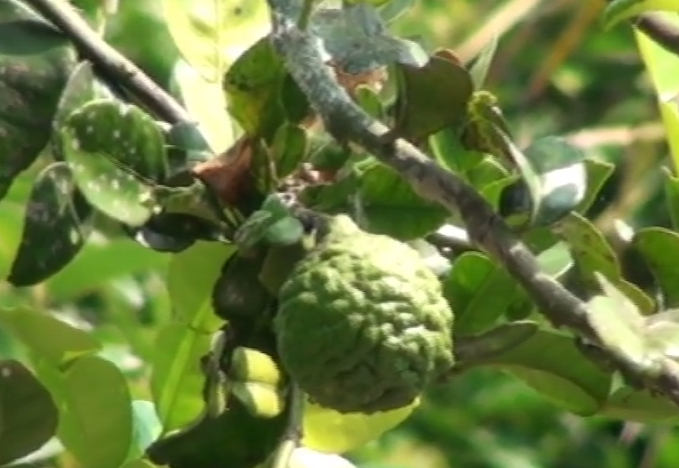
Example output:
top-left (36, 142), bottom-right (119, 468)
top-left (24, 0), bottom-right (193, 125)
top-left (634, 12), bottom-right (679, 57)
top-left (265, 0), bottom-right (679, 405)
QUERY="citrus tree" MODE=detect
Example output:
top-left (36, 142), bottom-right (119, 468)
top-left (3, 0), bottom-right (679, 467)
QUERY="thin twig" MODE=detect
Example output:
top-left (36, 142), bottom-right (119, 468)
top-left (24, 0), bottom-right (193, 125)
top-left (265, 0), bottom-right (679, 406)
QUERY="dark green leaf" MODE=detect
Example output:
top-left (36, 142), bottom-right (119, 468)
top-left (0, 18), bottom-right (75, 201)
top-left (500, 136), bottom-right (587, 228)
top-left (455, 321), bottom-right (539, 364)
top-left (8, 162), bottom-right (93, 287)
top-left (393, 50), bottom-right (474, 141)
top-left (476, 330), bottom-right (612, 415)
top-left (632, 227), bottom-right (679, 308)
top-left (576, 158), bottom-right (615, 214)
top-left (554, 212), bottom-right (655, 313)
top-left (270, 123), bottom-right (309, 180)
top-left (0, 359), bottom-right (58, 466)
top-left (357, 162), bottom-right (449, 240)
top-left (443, 252), bottom-right (527, 335)
top-left (663, 168), bottom-right (679, 231)
top-left (147, 399), bottom-right (287, 468)
top-left (602, 385), bottom-right (679, 423)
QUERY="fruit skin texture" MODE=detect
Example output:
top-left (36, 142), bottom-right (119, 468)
top-left (274, 215), bottom-right (455, 414)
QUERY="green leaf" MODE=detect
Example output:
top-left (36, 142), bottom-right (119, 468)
top-left (393, 49), bottom-right (474, 141)
top-left (121, 459), bottom-right (162, 468)
top-left (603, 0), bottom-right (679, 29)
top-left (0, 306), bottom-right (100, 367)
top-left (478, 330), bottom-right (612, 415)
top-left (468, 34), bottom-right (499, 89)
top-left (602, 385), bottom-right (679, 423)
top-left (632, 227), bottom-right (679, 308)
top-left (500, 136), bottom-right (587, 228)
top-left (663, 169), bottom-right (679, 231)
top-left (0, 18), bottom-right (75, 201)
top-left (634, 14), bottom-right (679, 168)
top-left (443, 252), bottom-right (527, 335)
top-left (161, 0), bottom-right (269, 82)
top-left (32, 354), bottom-right (133, 468)
top-left (270, 123), bottom-right (309, 180)
top-left (576, 158), bottom-right (615, 214)
top-left (169, 58), bottom-right (235, 153)
top-left (43, 238), bottom-right (169, 302)
top-left (223, 37), bottom-right (288, 138)
top-left (0, 359), bottom-right (58, 466)
top-left (357, 162), bottom-right (449, 240)
top-left (7, 162), bottom-right (93, 287)
top-left (0, 176), bottom-right (31, 280)
top-left (455, 321), bottom-right (539, 364)
top-left (235, 195), bottom-right (305, 249)
top-left (152, 242), bottom-right (234, 430)
top-left (554, 212), bottom-right (655, 314)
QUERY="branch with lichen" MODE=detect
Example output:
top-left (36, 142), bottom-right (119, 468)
top-left (264, 0), bottom-right (679, 405)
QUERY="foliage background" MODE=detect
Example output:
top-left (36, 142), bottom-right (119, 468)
top-left (5, 0), bottom-right (679, 467)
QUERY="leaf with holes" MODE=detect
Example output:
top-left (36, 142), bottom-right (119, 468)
top-left (0, 18), bottom-right (76, 201)
top-left (554, 212), bottom-right (655, 313)
top-left (8, 162), bottom-right (93, 286)
top-left (392, 49), bottom-right (473, 141)
top-left (499, 137), bottom-right (587, 228)
top-left (162, 0), bottom-right (269, 83)
top-left (0, 359), bottom-right (58, 466)
top-left (603, 0), bottom-right (679, 29)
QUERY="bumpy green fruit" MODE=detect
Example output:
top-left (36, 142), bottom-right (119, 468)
top-left (274, 215), bottom-right (455, 414)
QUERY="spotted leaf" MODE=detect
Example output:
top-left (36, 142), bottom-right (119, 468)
top-left (0, 18), bottom-right (76, 201)
top-left (58, 100), bottom-right (168, 226)
top-left (8, 162), bottom-right (93, 286)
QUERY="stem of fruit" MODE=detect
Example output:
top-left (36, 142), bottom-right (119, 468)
top-left (265, 0), bottom-right (679, 406)
top-left (271, 383), bottom-right (305, 468)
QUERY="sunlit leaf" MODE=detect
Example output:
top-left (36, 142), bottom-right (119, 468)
top-left (604, 0), bottom-right (679, 29)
